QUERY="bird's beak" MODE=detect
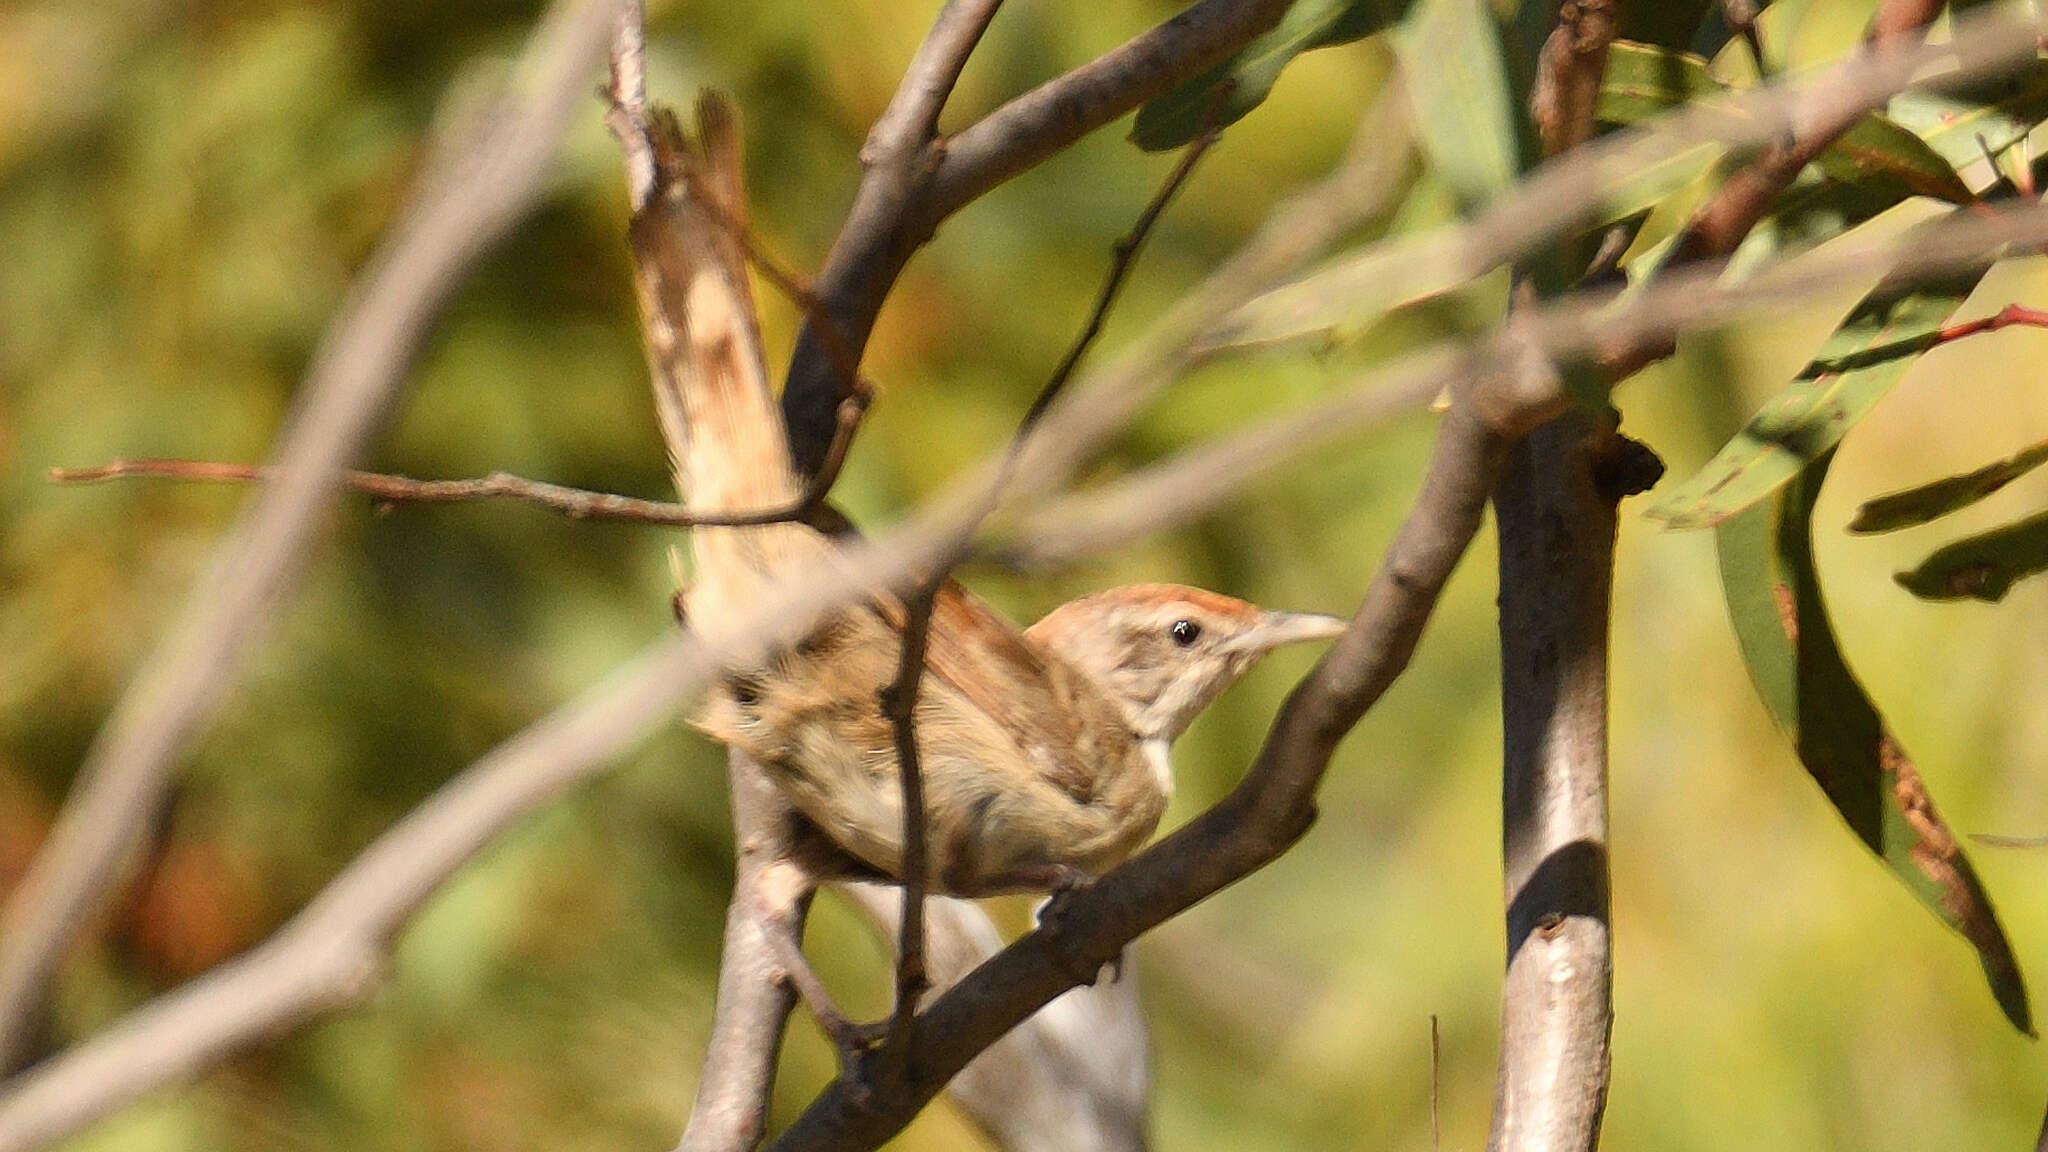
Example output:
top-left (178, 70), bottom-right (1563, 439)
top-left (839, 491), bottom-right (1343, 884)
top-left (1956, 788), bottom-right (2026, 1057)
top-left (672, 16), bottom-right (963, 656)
top-left (1230, 610), bottom-right (1349, 654)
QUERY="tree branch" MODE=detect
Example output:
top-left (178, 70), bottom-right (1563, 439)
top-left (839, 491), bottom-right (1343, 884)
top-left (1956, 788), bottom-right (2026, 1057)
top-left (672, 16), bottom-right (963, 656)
top-left (767, 329), bottom-right (1560, 1152)
top-left (780, 0), bottom-right (1291, 475)
top-left (1486, 410), bottom-right (1624, 1152)
top-left (0, 0), bottom-right (623, 1078)
top-left (841, 887), bottom-right (1150, 1152)
top-left (678, 757), bottom-right (816, 1152)
top-left (1487, 2), bottom-right (1623, 1146)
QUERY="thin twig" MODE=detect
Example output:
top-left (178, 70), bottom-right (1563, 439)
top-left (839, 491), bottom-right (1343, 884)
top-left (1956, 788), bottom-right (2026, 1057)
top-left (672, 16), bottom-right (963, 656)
top-left (878, 580), bottom-right (940, 1069)
top-left (1028, 106), bottom-right (1227, 432)
top-left (51, 460), bottom-right (714, 525)
top-left (1934, 302), bottom-right (2048, 342)
top-left (0, 0), bottom-right (624, 1079)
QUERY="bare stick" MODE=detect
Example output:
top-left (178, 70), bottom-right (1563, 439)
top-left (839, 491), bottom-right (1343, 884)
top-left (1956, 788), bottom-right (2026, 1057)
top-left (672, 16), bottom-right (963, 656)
top-left (878, 581), bottom-right (940, 1068)
top-left (1487, 411), bottom-right (1622, 1152)
top-left (781, 0), bottom-right (1291, 475)
top-left (681, 756), bottom-right (815, 1152)
top-left (1431, 1014), bottom-right (1442, 1152)
top-left (1488, 2), bottom-right (1622, 1146)
top-left (51, 459), bottom-right (711, 525)
top-left (50, 460), bottom-right (825, 530)
top-left (0, 0), bottom-right (623, 1078)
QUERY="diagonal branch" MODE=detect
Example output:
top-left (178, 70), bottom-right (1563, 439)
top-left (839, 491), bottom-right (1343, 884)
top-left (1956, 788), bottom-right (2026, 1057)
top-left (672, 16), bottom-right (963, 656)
top-left (767, 330), bottom-right (1561, 1152)
top-left (0, 0), bottom-right (623, 1078)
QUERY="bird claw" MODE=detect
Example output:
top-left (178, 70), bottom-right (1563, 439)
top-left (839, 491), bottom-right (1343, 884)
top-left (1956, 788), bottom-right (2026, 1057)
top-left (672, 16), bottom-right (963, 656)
top-left (1028, 865), bottom-right (1093, 916)
top-left (1031, 871), bottom-right (1118, 986)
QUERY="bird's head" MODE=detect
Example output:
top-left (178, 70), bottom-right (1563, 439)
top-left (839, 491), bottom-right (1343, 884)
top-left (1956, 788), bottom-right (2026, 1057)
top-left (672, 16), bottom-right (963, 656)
top-left (1027, 583), bottom-right (1347, 744)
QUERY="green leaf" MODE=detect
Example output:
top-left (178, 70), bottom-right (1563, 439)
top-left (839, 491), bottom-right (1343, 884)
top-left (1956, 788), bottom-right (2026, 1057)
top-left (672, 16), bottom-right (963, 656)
top-left (1895, 510), bottom-right (2048, 601)
top-left (1717, 455), bottom-right (2033, 1034)
top-left (1816, 115), bottom-right (1976, 205)
top-left (1131, 0), bottom-right (1414, 152)
top-left (1595, 41), bottom-right (1718, 125)
top-left (1618, 1), bottom-right (1721, 55)
top-left (1718, 169), bottom-right (1915, 282)
top-left (1390, 0), bottom-right (1517, 208)
top-left (1595, 44), bottom-right (1971, 205)
top-left (1853, 438), bottom-right (2048, 532)
top-left (1888, 58), bottom-right (2048, 193)
top-left (1647, 257), bottom-right (1990, 529)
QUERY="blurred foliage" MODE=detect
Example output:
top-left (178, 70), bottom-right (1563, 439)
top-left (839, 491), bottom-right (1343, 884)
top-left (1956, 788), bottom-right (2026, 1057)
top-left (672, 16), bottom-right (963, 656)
top-left (2, 1), bottom-right (2048, 1150)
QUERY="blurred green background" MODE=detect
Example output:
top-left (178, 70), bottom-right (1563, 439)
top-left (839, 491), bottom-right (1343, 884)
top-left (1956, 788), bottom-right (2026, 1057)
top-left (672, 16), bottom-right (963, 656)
top-left (3, 0), bottom-right (2048, 1149)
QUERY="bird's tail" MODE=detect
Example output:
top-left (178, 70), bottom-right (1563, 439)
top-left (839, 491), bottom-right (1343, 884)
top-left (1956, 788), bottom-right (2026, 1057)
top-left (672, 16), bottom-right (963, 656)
top-left (627, 94), bottom-right (806, 620)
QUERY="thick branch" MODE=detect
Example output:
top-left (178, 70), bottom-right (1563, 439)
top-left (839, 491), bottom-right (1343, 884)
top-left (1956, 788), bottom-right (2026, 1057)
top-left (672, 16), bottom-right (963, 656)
top-left (0, 0), bottom-right (622, 1078)
top-left (841, 887), bottom-right (1150, 1152)
top-left (677, 759), bottom-right (814, 1152)
top-left (1486, 413), bottom-right (1624, 1152)
top-left (1486, 3), bottom-right (1622, 1146)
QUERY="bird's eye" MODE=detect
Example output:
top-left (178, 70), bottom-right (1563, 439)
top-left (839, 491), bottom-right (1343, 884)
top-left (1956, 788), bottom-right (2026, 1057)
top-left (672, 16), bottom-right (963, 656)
top-left (1170, 618), bottom-right (1201, 646)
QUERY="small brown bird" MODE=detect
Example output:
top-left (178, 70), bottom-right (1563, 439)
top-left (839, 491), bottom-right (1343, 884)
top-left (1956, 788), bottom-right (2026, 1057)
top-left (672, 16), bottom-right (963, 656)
top-left (637, 97), bottom-right (1345, 896)
top-left (700, 579), bottom-right (1344, 895)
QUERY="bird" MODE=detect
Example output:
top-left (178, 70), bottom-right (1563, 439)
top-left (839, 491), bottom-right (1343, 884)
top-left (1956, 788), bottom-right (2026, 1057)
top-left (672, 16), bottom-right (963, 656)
top-left (634, 94), bottom-right (1346, 898)
top-left (699, 578), bottom-right (1345, 895)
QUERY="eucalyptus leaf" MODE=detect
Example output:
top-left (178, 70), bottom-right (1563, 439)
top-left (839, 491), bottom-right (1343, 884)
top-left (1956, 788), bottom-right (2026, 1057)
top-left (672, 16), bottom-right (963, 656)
top-left (1888, 58), bottom-right (2048, 192)
top-left (1131, 0), bottom-right (1414, 152)
top-left (1648, 254), bottom-right (1989, 529)
top-left (1895, 510), bottom-right (2048, 601)
top-left (1817, 115), bottom-right (1975, 205)
top-left (1717, 455), bottom-right (2032, 1033)
top-left (1595, 41), bottom-right (1717, 125)
top-left (1390, 0), bottom-right (1517, 208)
top-left (1595, 42), bottom-right (1971, 205)
top-left (1853, 438), bottom-right (2048, 532)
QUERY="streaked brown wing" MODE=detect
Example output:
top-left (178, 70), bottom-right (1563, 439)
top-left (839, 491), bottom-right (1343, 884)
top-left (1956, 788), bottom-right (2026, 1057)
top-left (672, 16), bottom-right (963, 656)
top-left (920, 581), bottom-right (1133, 802)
